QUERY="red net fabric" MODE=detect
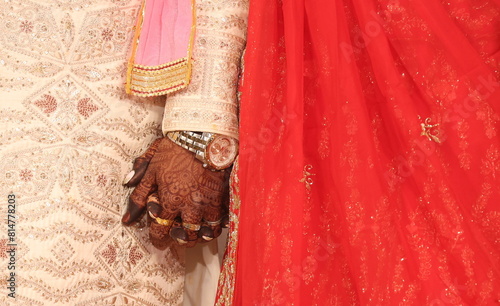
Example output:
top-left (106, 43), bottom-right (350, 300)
top-left (223, 0), bottom-right (500, 304)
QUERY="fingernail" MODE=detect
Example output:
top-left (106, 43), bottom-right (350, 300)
top-left (121, 212), bottom-right (130, 224)
top-left (123, 170), bottom-right (135, 185)
top-left (176, 239), bottom-right (188, 245)
top-left (202, 236), bottom-right (213, 241)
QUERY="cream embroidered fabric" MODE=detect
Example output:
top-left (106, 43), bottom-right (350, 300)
top-left (162, 0), bottom-right (248, 139)
top-left (0, 1), bottom-right (184, 305)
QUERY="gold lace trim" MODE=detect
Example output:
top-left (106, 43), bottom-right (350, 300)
top-left (128, 57), bottom-right (191, 97)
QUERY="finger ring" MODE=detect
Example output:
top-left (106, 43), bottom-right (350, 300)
top-left (182, 222), bottom-right (201, 231)
top-left (148, 211), bottom-right (173, 226)
top-left (205, 219), bottom-right (222, 226)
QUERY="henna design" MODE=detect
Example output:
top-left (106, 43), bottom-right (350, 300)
top-left (122, 137), bottom-right (229, 248)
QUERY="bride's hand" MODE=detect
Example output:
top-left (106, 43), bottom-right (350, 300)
top-left (121, 137), bottom-right (229, 248)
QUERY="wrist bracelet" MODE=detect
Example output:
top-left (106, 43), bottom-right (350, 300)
top-left (166, 131), bottom-right (238, 170)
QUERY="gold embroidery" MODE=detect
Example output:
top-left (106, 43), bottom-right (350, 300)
top-left (299, 164), bottom-right (315, 191)
top-left (420, 117), bottom-right (442, 143)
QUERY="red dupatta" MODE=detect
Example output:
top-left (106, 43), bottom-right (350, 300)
top-left (219, 0), bottom-right (500, 304)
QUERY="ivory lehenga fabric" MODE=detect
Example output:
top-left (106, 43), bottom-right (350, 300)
top-left (0, 1), bottom-right (184, 304)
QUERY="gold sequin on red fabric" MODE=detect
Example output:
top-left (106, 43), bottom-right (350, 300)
top-left (420, 117), bottom-right (442, 143)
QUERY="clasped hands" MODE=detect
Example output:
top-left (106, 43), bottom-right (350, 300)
top-left (121, 137), bottom-right (229, 248)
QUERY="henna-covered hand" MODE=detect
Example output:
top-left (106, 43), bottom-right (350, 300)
top-left (122, 137), bottom-right (229, 248)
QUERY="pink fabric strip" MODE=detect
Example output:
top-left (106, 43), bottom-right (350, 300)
top-left (135, 0), bottom-right (193, 67)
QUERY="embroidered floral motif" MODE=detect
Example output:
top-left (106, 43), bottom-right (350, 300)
top-left (34, 94), bottom-right (58, 114)
top-left (129, 246), bottom-right (144, 265)
top-left (96, 174), bottom-right (107, 187)
top-left (101, 28), bottom-right (114, 41)
top-left (95, 229), bottom-right (149, 281)
top-left (20, 20), bottom-right (34, 33)
top-left (101, 244), bottom-right (117, 265)
top-left (76, 97), bottom-right (99, 118)
top-left (19, 169), bottom-right (34, 182)
top-left (299, 164), bottom-right (316, 191)
top-left (26, 77), bottom-right (108, 136)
